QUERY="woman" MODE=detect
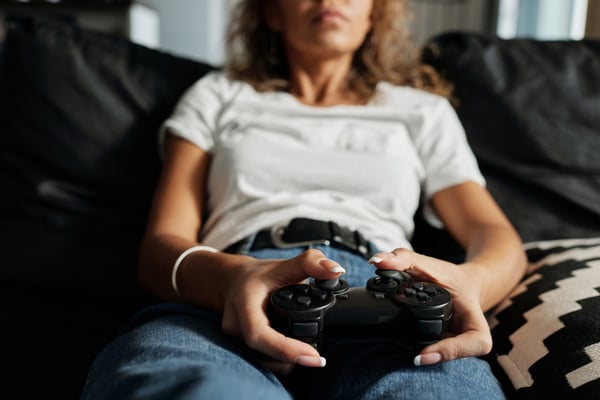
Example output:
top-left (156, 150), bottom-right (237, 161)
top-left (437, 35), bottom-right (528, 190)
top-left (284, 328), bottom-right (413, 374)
top-left (81, 0), bottom-right (527, 399)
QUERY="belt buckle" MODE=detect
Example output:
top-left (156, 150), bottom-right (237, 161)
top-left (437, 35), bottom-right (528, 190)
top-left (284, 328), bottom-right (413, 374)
top-left (269, 224), bottom-right (331, 249)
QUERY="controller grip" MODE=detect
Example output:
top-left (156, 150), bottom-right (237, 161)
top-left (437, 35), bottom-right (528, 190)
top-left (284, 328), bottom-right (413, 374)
top-left (269, 284), bottom-right (336, 348)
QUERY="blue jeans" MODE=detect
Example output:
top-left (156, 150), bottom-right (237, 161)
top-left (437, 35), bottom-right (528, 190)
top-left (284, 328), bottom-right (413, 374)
top-left (80, 245), bottom-right (506, 400)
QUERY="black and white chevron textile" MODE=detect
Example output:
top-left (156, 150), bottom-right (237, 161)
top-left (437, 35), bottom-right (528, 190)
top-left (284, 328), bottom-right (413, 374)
top-left (487, 238), bottom-right (600, 399)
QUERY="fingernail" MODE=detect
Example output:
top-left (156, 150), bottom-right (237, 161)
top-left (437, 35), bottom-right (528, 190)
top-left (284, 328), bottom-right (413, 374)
top-left (414, 352), bottom-right (442, 366)
top-left (296, 355), bottom-right (326, 367)
top-left (368, 256), bottom-right (384, 264)
top-left (318, 258), bottom-right (345, 274)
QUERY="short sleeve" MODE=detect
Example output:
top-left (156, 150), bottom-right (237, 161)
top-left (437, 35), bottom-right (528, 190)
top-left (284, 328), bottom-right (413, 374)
top-left (415, 98), bottom-right (486, 227)
top-left (158, 71), bottom-right (227, 158)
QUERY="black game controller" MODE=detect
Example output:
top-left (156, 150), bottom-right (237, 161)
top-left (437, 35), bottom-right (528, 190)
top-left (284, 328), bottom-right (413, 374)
top-left (268, 269), bottom-right (452, 352)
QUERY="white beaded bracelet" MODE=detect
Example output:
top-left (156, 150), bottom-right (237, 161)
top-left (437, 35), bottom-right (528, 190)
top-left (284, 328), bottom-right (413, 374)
top-left (171, 245), bottom-right (218, 298)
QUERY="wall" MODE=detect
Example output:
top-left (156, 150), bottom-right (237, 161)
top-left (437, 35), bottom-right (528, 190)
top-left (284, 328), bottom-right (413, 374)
top-left (143, 0), bottom-right (229, 65)
top-left (498, 0), bottom-right (593, 40)
top-left (516, 0), bottom-right (588, 40)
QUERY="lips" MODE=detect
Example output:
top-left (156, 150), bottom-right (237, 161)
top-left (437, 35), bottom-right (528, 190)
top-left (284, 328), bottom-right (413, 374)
top-left (312, 8), bottom-right (346, 24)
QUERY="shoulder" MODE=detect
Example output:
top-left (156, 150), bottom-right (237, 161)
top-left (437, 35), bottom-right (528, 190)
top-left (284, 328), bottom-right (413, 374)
top-left (182, 70), bottom-right (255, 103)
top-left (374, 82), bottom-right (452, 111)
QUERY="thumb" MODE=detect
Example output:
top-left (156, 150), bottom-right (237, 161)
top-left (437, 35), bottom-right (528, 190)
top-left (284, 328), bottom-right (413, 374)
top-left (369, 249), bottom-right (454, 283)
top-left (275, 249), bottom-right (346, 286)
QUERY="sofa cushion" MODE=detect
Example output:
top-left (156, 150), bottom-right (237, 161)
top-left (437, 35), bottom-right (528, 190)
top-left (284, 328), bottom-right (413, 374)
top-left (487, 238), bottom-right (600, 398)
top-left (422, 33), bottom-right (600, 243)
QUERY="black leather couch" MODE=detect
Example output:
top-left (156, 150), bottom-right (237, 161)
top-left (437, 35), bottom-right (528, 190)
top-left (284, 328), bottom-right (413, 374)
top-left (1, 16), bottom-right (599, 399)
top-left (0, 16), bottom-right (212, 399)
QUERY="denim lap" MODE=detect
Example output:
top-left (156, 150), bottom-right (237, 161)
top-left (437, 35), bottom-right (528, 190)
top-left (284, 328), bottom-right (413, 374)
top-left (81, 304), bottom-right (291, 400)
top-left (81, 246), bottom-right (506, 399)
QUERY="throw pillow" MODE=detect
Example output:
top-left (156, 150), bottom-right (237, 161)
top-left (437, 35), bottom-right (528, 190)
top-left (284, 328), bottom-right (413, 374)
top-left (488, 238), bottom-right (600, 398)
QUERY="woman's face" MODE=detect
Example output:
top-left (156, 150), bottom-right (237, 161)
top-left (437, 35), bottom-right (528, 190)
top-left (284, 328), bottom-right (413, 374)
top-left (264, 0), bottom-right (373, 60)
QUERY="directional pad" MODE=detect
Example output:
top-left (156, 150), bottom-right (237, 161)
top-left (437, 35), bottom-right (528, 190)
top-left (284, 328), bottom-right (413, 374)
top-left (416, 292), bottom-right (429, 302)
top-left (397, 282), bottom-right (450, 306)
top-left (277, 289), bottom-right (294, 301)
top-left (310, 288), bottom-right (328, 300)
top-left (296, 296), bottom-right (312, 307)
top-left (271, 284), bottom-right (335, 311)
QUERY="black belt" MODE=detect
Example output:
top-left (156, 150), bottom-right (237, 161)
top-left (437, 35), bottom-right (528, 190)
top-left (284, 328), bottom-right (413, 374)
top-left (224, 218), bottom-right (374, 260)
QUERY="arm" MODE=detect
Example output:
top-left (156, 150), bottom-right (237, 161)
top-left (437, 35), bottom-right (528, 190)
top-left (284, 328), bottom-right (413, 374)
top-left (138, 134), bottom-right (343, 368)
top-left (138, 133), bottom-right (239, 309)
top-left (432, 181), bottom-right (527, 311)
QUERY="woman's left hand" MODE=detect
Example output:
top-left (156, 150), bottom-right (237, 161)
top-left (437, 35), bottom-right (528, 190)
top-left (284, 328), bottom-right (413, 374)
top-left (369, 248), bottom-right (493, 366)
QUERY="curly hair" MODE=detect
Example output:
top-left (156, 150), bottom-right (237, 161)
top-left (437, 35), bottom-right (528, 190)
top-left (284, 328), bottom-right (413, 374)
top-left (225, 0), bottom-right (452, 99)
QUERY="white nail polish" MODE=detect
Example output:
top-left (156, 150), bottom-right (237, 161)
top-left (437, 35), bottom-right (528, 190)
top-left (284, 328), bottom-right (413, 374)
top-left (318, 258), bottom-right (346, 274)
top-left (296, 355), bottom-right (327, 367)
top-left (329, 265), bottom-right (346, 273)
top-left (413, 352), bottom-right (442, 366)
top-left (368, 256), bottom-right (383, 264)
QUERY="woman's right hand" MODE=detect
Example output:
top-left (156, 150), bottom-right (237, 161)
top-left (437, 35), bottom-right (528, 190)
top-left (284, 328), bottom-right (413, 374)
top-left (142, 135), bottom-right (345, 369)
top-left (220, 248), bottom-right (345, 370)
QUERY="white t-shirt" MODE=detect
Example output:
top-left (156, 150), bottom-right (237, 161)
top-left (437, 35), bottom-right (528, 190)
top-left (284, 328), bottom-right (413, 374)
top-left (160, 71), bottom-right (485, 252)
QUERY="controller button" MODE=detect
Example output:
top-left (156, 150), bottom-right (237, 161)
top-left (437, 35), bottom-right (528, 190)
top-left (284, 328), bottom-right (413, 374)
top-left (296, 286), bottom-right (310, 295)
top-left (425, 287), bottom-right (438, 297)
top-left (277, 290), bottom-right (294, 301)
top-left (292, 321), bottom-right (319, 337)
top-left (296, 296), bottom-right (312, 307)
top-left (310, 288), bottom-right (328, 300)
top-left (416, 319), bottom-right (443, 335)
top-left (412, 282), bottom-right (425, 291)
top-left (404, 287), bottom-right (417, 297)
top-left (416, 292), bottom-right (429, 302)
top-left (373, 292), bottom-right (385, 300)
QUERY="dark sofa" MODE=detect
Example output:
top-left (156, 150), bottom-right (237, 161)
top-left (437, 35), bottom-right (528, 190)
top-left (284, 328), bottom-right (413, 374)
top-left (1, 16), bottom-right (599, 399)
top-left (0, 16), bottom-right (212, 399)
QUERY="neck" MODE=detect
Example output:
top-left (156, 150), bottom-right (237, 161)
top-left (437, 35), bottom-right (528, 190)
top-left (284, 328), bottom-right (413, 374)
top-left (286, 51), bottom-right (365, 107)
